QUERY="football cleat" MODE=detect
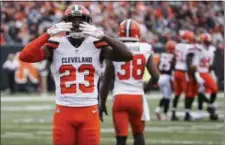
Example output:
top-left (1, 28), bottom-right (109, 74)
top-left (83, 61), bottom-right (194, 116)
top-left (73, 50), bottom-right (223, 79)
top-left (171, 111), bottom-right (179, 121)
top-left (207, 106), bottom-right (219, 121)
top-left (184, 112), bottom-right (193, 121)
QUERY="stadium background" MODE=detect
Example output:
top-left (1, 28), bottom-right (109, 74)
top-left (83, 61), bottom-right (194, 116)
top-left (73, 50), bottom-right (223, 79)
top-left (1, 1), bottom-right (225, 145)
top-left (1, 1), bottom-right (224, 91)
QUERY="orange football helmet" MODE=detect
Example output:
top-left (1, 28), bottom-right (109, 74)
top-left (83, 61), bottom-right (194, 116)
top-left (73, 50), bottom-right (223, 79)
top-left (63, 5), bottom-right (92, 23)
top-left (118, 19), bottom-right (141, 41)
top-left (165, 40), bottom-right (176, 53)
top-left (199, 33), bottom-right (212, 43)
top-left (180, 30), bottom-right (194, 43)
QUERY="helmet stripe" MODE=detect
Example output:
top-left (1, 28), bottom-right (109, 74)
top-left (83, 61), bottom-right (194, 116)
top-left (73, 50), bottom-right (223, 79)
top-left (126, 19), bottom-right (132, 37)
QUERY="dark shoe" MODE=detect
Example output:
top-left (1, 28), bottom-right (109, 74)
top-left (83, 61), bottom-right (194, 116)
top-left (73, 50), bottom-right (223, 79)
top-left (207, 106), bottom-right (219, 121)
top-left (184, 112), bottom-right (193, 121)
top-left (210, 113), bottom-right (219, 121)
top-left (171, 114), bottom-right (179, 121)
top-left (207, 106), bottom-right (215, 114)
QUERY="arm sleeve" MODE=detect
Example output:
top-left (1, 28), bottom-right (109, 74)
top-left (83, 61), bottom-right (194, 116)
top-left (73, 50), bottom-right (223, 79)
top-left (19, 33), bottom-right (50, 62)
top-left (19, 34), bottom-right (59, 63)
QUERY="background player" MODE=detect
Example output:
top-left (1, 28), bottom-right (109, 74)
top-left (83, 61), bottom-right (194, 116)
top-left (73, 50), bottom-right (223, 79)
top-left (99, 19), bottom-right (160, 145)
top-left (155, 40), bottom-right (176, 121)
top-left (195, 33), bottom-right (219, 120)
top-left (19, 4), bottom-right (133, 145)
top-left (171, 30), bottom-right (197, 121)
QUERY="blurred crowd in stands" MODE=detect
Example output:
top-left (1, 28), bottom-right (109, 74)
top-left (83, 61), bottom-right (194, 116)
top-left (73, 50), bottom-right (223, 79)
top-left (1, 1), bottom-right (224, 50)
top-left (1, 2), bottom-right (224, 94)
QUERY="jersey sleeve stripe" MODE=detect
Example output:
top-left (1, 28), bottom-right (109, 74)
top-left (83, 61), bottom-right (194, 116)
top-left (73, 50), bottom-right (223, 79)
top-left (44, 42), bottom-right (59, 49)
top-left (47, 40), bottom-right (59, 45)
top-left (94, 41), bottom-right (109, 48)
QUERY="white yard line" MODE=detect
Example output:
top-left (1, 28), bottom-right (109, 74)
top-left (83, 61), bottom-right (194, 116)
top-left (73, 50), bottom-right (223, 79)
top-left (2, 125), bottom-right (224, 135)
top-left (1, 132), bottom-right (36, 139)
top-left (1, 132), bottom-right (221, 145)
top-left (1, 92), bottom-right (224, 102)
top-left (101, 138), bottom-right (221, 145)
top-left (1, 105), bottom-right (54, 111)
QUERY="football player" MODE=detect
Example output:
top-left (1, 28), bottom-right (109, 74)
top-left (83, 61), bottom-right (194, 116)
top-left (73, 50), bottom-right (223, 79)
top-left (99, 19), bottom-right (160, 145)
top-left (19, 5), bottom-right (133, 145)
top-left (195, 33), bottom-right (218, 120)
top-left (155, 40), bottom-right (176, 120)
top-left (171, 30), bottom-right (198, 121)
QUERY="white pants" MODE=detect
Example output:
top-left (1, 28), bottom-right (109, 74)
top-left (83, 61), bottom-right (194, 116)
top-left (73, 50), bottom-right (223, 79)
top-left (158, 74), bottom-right (172, 99)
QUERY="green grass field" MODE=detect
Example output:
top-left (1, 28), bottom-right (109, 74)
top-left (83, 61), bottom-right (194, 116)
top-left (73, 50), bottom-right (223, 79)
top-left (1, 92), bottom-right (225, 145)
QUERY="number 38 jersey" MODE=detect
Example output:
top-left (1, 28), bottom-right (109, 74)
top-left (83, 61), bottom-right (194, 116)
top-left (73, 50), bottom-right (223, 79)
top-left (49, 36), bottom-right (104, 107)
top-left (112, 42), bottom-right (153, 96)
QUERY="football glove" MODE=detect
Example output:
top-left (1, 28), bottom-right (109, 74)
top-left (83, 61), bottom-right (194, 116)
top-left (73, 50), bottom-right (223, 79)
top-left (79, 22), bottom-right (104, 39)
top-left (198, 84), bottom-right (205, 93)
top-left (47, 22), bottom-right (72, 36)
top-left (195, 72), bottom-right (205, 85)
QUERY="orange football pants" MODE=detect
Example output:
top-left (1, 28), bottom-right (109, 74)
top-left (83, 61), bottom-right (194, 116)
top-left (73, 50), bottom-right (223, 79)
top-left (112, 94), bottom-right (144, 136)
top-left (200, 72), bottom-right (218, 94)
top-left (173, 70), bottom-right (197, 97)
top-left (53, 104), bottom-right (100, 145)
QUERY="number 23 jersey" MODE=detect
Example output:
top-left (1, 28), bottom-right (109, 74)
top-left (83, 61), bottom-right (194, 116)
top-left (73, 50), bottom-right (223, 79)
top-left (112, 42), bottom-right (153, 96)
top-left (49, 36), bottom-right (103, 107)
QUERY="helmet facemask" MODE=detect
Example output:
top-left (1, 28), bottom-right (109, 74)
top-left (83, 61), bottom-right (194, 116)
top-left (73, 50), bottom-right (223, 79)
top-left (63, 15), bottom-right (92, 39)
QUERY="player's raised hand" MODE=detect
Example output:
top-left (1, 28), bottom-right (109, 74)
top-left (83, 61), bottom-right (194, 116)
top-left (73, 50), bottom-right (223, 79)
top-left (99, 104), bottom-right (108, 122)
top-left (47, 22), bottom-right (72, 36)
top-left (79, 22), bottom-right (104, 40)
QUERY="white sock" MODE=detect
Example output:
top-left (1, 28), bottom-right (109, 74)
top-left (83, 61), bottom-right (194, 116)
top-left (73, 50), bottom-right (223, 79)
top-left (155, 107), bottom-right (161, 112)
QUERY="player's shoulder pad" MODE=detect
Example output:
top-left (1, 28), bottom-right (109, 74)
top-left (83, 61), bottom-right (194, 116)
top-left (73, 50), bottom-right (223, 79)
top-left (139, 42), bottom-right (153, 54)
top-left (193, 44), bottom-right (203, 52)
top-left (44, 37), bottom-right (60, 49)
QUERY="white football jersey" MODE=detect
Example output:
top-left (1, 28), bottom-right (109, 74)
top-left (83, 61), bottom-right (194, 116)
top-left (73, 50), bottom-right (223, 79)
top-left (49, 36), bottom-right (103, 107)
top-left (174, 43), bottom-right (195, 71)
top-left (112, 42), bottom-right (153, 96)
top-left (194, 44), bottom-right (215, 73)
